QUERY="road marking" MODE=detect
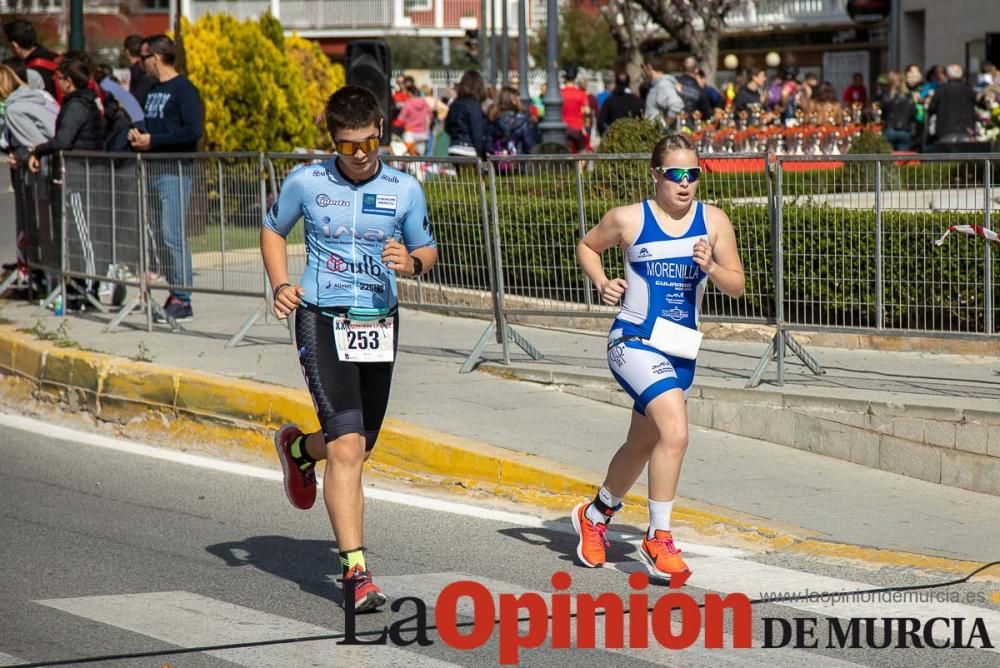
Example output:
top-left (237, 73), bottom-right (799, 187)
top-left (0, 653), bottom-right (25, 667)
top-left (0, 412), bottom-right (745, 558)
top-left (35, 590), bottom-right (459, 667)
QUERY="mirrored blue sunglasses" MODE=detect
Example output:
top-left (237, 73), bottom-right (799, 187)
top-left (654, 166), bottom-right (701, 183)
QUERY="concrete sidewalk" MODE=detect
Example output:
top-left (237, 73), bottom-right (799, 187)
top-left (0, 290), bottom-right (998, 566)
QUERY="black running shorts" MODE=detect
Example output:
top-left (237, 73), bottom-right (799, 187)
top-left (294, 302), bottom-right (398, 451)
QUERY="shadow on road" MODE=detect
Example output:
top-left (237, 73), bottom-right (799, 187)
top-left (206, 535), bottom-right (345, 606)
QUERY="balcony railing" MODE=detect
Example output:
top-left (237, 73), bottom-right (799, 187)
top-left (187, 0), bottom-right (528, 33)
top-left (725, 0), bottom-right (851, 30)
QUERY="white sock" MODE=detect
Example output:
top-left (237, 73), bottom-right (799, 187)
top-left (585, 486), bottom-right (622, 525)
top-left (647, 499), bottom-right (674, 538)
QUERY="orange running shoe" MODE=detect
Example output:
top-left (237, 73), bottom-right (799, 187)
top-left (639, 530), bottom-right (691, 577)
top-left (571, 502), bottom-right (610, 567)
top-left (344, 565), bottom-right (387, 612)
top-left (274, 423), bottom-right (316, 510)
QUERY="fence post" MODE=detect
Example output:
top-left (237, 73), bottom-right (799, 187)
top-left (874, 157), bottom-right (884, 330)
top-left (985, 158), bottom-right (993, 335)
top-left (575, 159), bottom-right (592, 309)
top-left (59, 155), bottom-right (68, 316)
top-left (487, 160), bottom-right (511, 363)
top-left (138, 156), bottom-right (152, 332)
top-left (110, 158), bottom-right (118, 269)
top-left (218, 160), bottom-right (227, 292)
top-left (774, 157), bottom-right (785, 384)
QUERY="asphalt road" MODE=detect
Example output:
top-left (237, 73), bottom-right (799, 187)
top-left (1, 415), bottom-right (998, 667)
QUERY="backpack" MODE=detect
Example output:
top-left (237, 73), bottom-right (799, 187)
top-left (677, 76), bottom-right (702, 115)
top-left (492, 113), bottom-right (523, 174)
top-left (101, 93), bottom-right (133, 153)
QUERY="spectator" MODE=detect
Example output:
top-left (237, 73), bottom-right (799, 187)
top-left (128, 35), bottom-right (204, 323)
top-left (675, 56), bottom-right (713, 126)
top-left (879, 71), bottom-right (916, 150)
top-left (27, 58), bottom-right (104, 310)
top-left (697, 68), bottom-right (723, 109)
top-left (732, 67), bottom-right (766, 116)
top-left (920, 65), bottom-right (945, 103)
top-left (811, 82), bottom-right (844, 124)
top-left (396, 79), bottom-right (431, 155)
top-left (643, 53), bottom-right (684, 129)
top-left (595, 71), bottom-right (614, 112)
top-left (597, 72), bottom-right (643, 135)
top-left (530, 81), bottom-right (546, 121)
top-left (0, 63), bottom-right (56, 157)
top-left (28, 58), bottom-right (103, 168)
top-left (929, 63), bottom-right (977, 143)
top-left (96, 64), bottom-right (144, 124)
top-left (3, 20), bottom-right (60, 99)
top-left (977, 62), bottom-right (996, 94)
top-left (444, 69), bottom-right (488, 158)
top-left (0, 63), bottom-right (57, 298)
top-left (842, 72), bottom-right (868, 106)
top-left (487, 86), bottom-right (536, 161)
top-left (561, 67), bottom-right (590, 152)
top-left (123, 34), bottom-right (155, 109)
top-left (800, 72), bottom-right (819, 108)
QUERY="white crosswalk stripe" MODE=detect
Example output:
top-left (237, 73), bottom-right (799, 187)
top-left (36, 591), bottom-right (460, 667)
top-left (377, 571), bottom-right (861, 666)
top-left (0, 653), bottom-right (25, 667)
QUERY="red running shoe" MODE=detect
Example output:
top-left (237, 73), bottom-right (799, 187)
top-left (571, 502), bottom-right (609, 567)
top-left (344, 565), bottom-right (387, 612)
top-left (273, 423), bottom-right (316, 510)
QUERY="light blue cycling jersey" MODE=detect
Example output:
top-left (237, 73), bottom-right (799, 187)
top-left (263, 158), bottom-right (436, 309)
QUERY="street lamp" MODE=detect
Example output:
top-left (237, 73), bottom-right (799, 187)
top-left (538, 0), bottom-right (565, 145)
top-left (501, 0), bottom-right (509, 85)
top-left (69, 0), bottom-right (84, 50)
top-left (517, 0), bottom-right (530, 110)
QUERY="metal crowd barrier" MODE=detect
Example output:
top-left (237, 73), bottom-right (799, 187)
top-left (752, 153), bottom-right (998, 386)
top-left (8, 149), bottom-right (999, 388)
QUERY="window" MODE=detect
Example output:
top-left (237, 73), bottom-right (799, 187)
top-left (405, 0), bottom-right (433, 12)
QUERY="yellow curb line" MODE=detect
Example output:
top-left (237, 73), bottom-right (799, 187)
top-left (0, 324), bottom-right (987, 577)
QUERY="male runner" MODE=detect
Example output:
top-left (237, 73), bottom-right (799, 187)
top-left (261, 86), bottom-right (438, 612)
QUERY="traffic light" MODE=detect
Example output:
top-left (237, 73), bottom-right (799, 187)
top-left (464, 29), bottom-right (479, 64)
top-left (345, 40), bottom-right (392, 144)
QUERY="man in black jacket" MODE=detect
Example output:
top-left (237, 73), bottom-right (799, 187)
top-left (733, 68), bottom-right (767, 117)
top-left (123, 34), bottom-right (155, 110)
top-left (929, 63), bottom-right (977, 144)
top-left (3, 19), bottom-right (60, 99)
top-left (676, 56), bottom-right (713, 127)
top-left (597, 73), bottom-right (642, 136)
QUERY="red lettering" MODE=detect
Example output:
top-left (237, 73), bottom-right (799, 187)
top-left (704, 593), bottom-right (753, 648)
top-left (550, 571), bottom-right (572, 649)
top-left (628, 571), bottom-right (650, 649)
top-left (435, 581), bottom-right (494, 650)
top-left (498, 593), bottom-right (548, 664)
top-left (652, 593), bottom-right (701, 649)
top-left (577, 593), bottom-right (625, 649)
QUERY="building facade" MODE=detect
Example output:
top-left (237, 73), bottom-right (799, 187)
top-left (899, 0), bottom-right (999, 74)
